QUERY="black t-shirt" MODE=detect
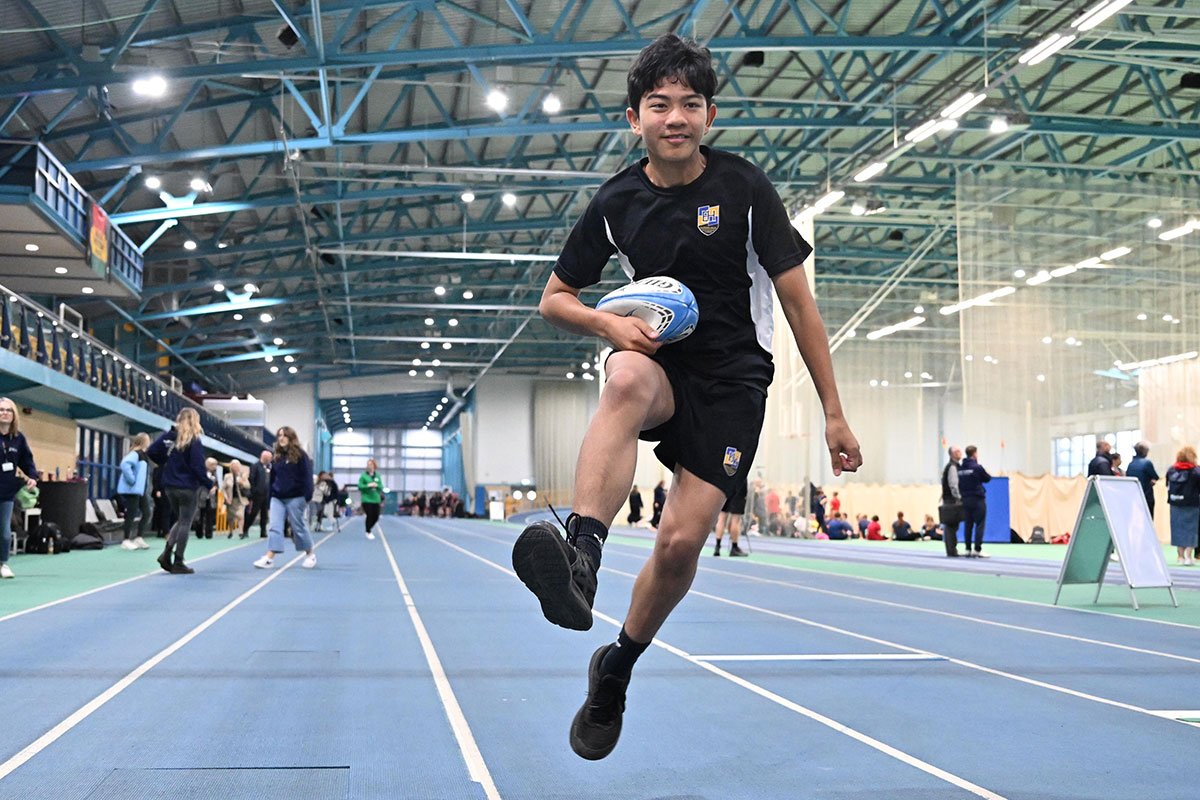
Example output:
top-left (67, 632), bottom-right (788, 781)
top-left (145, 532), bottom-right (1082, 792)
top-left (553, 147), bottom-right (812, 392)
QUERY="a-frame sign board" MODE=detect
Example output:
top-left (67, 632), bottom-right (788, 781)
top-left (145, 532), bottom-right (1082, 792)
top-left (1053, 476), bottom-right (1177, 610)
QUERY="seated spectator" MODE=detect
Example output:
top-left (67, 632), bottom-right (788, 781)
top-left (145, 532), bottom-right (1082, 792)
top-left (866, 515), bottom-right (887, 540)
top-left (892, 511), bottom-right (919, 541)
top-left (921, 514), bottom-right (942, 541)
top-left (856, 513), bottom-right (868, 539)
top-left (826, 512), bottom-right (852, 540)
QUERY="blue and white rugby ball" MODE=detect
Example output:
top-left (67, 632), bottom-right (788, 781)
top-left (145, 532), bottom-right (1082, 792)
top-left (596, 276), bottom-right (699, 344)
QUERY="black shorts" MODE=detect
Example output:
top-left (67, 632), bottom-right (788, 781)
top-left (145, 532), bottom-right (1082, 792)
top-left (637, 356), bottom-right (767, 499)
top-left (722, 479), bottom-right (748, 514)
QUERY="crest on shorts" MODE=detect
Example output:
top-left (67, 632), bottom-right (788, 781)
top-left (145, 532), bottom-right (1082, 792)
top-left (697, 205), bottom-right (720, 236)
top-left (722, 446), bottom-right (741, 476)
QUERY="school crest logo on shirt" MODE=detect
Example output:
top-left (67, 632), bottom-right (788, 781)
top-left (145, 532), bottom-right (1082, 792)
top-left (697, 205), bottom-right (720, 236)
top-left (722, 446), bottom-right (741, 476)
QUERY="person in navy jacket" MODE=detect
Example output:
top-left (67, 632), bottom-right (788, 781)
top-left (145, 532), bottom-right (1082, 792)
top-left (0, 396), bottom-right (38, 579)
top-left (958, 445), bottom-right (992, 558)
top-left (146, 408), bottom-right (213, 574)
top-left (116, 432), bottom-right (153, 550)
top-left (253, 426), bottom-right (316, 570)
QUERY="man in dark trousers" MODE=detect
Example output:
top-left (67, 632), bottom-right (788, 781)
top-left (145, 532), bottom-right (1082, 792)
top-left (958, 445), bottom-right (991, 558)
top-left (243, 449), bottom-right (273, 538)
top-left (939, 446), bottom-right (963, 557)
top-left (1088, 440), bottom-right (1114, 476)
top-left (1126, 441), bottom-right (1160, 518)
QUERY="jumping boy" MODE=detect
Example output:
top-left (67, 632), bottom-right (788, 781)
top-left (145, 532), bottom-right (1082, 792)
top-left (511, 33), bottom-right (862, 760)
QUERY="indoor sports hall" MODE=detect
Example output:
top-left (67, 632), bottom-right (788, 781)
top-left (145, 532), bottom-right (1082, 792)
top-left (0, 1), bottom-right (1197, 798)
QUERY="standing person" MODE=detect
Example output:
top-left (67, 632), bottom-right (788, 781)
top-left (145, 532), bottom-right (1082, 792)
top-left (146, 408), bottom-right (212, 574)
top-left (712, 479), bottom-right (747, 556)
top-left (829, 491), bottom-right (841, 518)
top-left (222, 460), bottom-right (250, 539)
top-left (1165, 447), bottom-right (1200, 566)
top-left (317, 472), bottom-right (339, 530)
top-left (244, 449), bottom-right (272, 538)
top-left (194, 457), bottom-right (219, 539)
top-left (309, 471), bottom-right (330, 529)
top-left (811, 488), bottom-right (828, 534)
top-left (253, 427), bottom-right (316, 569)
top-left (958, 444), bottom-right (992, 558)
top-left (649, 480), bottom-right (666, 529)
top-left (358, 458), bottom-right (384, 540)
top-left (0, 396), bottom-right (38, 579)
top-left (785, 491), bottom-right (797, 518)
top-left (939, 446), bottom-right (964, 557)
top-left (116, 432), bottom-right (153, 550)
top-left (509, 33), bottom-right (860, 761)
top-left (626, 485), bottom-right (643, 526)
top-left (1088, 440), bottom-right (1114, 476)
top-left (1110, 452), bottom-right (1124, 477)
top-left (765, 485), bottom-right (781, 529)
top-left (414, 491), bottom-right (426, 518)
top-left (1126, 442), bottom-right (1160, 519)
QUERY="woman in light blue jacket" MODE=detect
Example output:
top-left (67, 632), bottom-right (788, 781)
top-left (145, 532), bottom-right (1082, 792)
top-left (116, 433), bottom-right (153, 550)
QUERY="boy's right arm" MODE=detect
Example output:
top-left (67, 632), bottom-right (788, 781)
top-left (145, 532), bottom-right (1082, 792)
top-left (540, 273), bottom-right (660, 354)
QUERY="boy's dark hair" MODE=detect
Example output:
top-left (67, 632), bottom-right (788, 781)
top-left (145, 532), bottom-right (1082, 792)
top-left (965, 445), bottom-right (978, 457)
top-left (626, 33), bottom-right (717, 112)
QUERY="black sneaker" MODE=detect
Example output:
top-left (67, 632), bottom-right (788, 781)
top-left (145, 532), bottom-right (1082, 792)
top-left (512, 519), bottom-right (597, 631)
top-left (170, 561), bottom-right (195, 574)
top-left (712, 545), bottom-right (721, 557)
top-left (569, 644), bottom-right (629, 760)
top-left (729, 544), bottom-right (748, 557)
top-left (157, 549), bottom-right (173, 573)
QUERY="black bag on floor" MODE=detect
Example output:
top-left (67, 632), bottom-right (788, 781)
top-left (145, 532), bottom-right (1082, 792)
top-left (71, 531), bottom-right (104, 550)
top-left (25, 521), bottom-right (64, 554)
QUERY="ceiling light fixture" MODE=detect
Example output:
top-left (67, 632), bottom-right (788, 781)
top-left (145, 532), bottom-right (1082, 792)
top-left (502, 192), bottom-right (517, 207)
top-left (461, 190), bottom-right (475, 203)
top-left (939, 91), bottom-right (988, 119)
top-left (542, 94), bottom-right (562, 114)
top-left (1019, 33), bottom-right (1077, 66)
top-left (144, 176), bottom-right (162, 190)
top-left (989, 116), bottom-right (1009, 134)
top-left (853, 162), bottom-right (889, 183)
top-left (131, 75), bottom-right (168, 97)
top-left (485, 89), bottom-right (508, 113)
top-left (1072, 0), bottom-right (1134, 31)
top-left (866, 315), bottom-right (926, 340)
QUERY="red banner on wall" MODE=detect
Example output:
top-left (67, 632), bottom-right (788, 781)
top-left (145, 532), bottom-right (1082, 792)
top-left (89, 202), bottom-right (109, 277)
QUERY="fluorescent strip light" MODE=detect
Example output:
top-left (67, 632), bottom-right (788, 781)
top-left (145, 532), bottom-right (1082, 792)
top-left (1025, 270), bottom-right (1052, 286)
top-left (1100, 246), bottom-right (1131, 260)
top-left (1019, 34), bottom-right (1061, 64)
top-left (904, 119), bottom-right (942, 143)
top-left (866, 316), bottom-right (926, 340)
top-left (1074, 257), bottom-right (1101, 269)
top-left (938, 285), bottom-right (1016, 315)
top-left (1116, 351), bottom-right (1199, 372)
top-left (853, 162), bottom-right (889, 182)
top-left (813, 190), bottom-right (845, 211)
top-left (1024, 34), bottom-right (1077, 66)
top-left (1073, 0), bottom-right (1134, 31)
top-left (1049, 265), bottom-right (1077, 278)
top-left (939, 92), bottom-right (988, 120)
top-left (1158, 221), bottom-right (1196, 241)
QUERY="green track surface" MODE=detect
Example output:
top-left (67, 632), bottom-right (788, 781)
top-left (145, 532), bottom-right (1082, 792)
top-left (0, 536), bottom-right (256, 618)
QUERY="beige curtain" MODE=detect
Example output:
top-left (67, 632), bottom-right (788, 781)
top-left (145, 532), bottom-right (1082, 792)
top-left (533, 381), bottom-right (594, 505)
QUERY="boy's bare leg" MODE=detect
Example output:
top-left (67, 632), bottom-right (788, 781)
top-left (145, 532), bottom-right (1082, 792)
top-left (624, 467), bottom-right (725, 642)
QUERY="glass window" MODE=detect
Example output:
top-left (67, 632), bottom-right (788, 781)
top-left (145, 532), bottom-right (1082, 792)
top-left (331, 426), bottom-right (442, 502)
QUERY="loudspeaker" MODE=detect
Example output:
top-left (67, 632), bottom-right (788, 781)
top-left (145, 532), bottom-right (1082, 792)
top-left (278, 24), bottom-right (299, 48)
top-left (1180, 73), bottom-right (1200, 89)
top-left (741, 51), bottom-right (765, 68)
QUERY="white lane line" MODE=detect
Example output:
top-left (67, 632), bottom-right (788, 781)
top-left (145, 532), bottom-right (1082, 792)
top-left (604, 532), bottom-right (1200, 630)
top-left (693, 654), bottom-right (945, 662)
top-left (0, 532), bottom-right (335, 781)
top-left (381, 524), bottom-right (500, 800)
top-left (420, 529), bottom-right (1006, 800)
top-left (597, 564), bottom-right (1170, 724)
top-left (0, 539), bottom-right (258, 625)
top-left (684, 559), bottom-right (1200, 666)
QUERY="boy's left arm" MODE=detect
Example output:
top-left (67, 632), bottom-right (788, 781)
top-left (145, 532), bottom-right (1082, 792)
top-left (772, 265), bottom-right (862, 476)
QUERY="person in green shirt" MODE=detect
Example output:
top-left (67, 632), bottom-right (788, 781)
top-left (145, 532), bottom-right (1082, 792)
top-left (357, 459), bottom-right (384, 540)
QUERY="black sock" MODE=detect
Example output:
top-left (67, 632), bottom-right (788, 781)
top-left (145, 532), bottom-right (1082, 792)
top-left (569, 515), bottom-right (608, 571)
top-left (600, 626), bottom-right (651, 678)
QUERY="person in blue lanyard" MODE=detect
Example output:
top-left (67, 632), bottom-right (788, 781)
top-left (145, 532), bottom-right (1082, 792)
top-left (0, 397), bottom-right (39, 579)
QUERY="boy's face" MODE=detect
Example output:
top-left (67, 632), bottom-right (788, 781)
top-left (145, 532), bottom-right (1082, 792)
top-left (627, 77), bottom-right (716, 166)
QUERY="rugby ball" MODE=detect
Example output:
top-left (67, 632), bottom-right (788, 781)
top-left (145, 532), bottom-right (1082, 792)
top-left (596, 276), bottom-right (699, 344)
